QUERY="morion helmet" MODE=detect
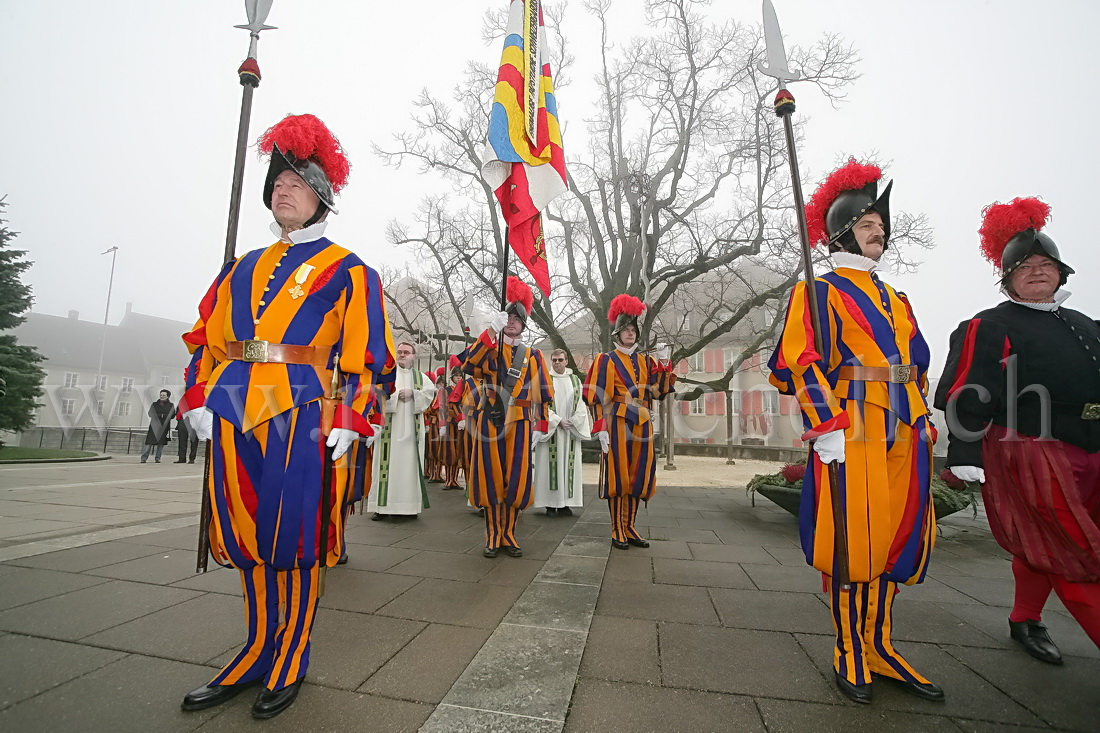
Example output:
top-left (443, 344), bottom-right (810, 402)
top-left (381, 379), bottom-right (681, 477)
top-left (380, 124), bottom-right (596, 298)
top-left (504, 276), bottom-right (535, 330)
top-left (979, 197), bottom-right (1073, 284)
top-left (805, 159), bottom-right (892, 255)
top-left (258, 114), bottom-right (350, 226)
top-left (608, 294), bottom-right (646, 342)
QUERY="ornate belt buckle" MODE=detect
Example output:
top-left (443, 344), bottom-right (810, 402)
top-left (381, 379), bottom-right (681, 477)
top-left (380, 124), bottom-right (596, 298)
top-left (1081, 403), bottom-right (1100, 420)
top-left (507, 368), bottom-right (522, 379)
top-left (241, 339), bottom-right (270, 363)
top-left (889, 364), bottom-right (913, 384)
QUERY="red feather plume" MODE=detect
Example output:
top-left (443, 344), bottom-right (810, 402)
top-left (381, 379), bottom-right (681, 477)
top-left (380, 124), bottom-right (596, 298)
top-left (804, 159), bottom-right (882, 247)
top-left (449, 355), bottom-right (461, 368)
top-left (978, 197), bottom-right (1050, 267)
top-left (506, 276), bottom-right (534, 314)
top-left (257, 114), bottom-right (350, 193)
top-left (608, 294), bottom-right (646, 324)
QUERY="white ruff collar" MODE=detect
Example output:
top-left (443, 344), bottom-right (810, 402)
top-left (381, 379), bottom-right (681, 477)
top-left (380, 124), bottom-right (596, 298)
top-left (1009, 289), bottom-right (1071, 312)
top-left (615, 343), bottom-right (638, 355)
top-left (502, 334), bottom-right (524, 347)
top-left (269, 220), bottom-right (329, 244)
top-left (831, 251), bottom-right (887, 274)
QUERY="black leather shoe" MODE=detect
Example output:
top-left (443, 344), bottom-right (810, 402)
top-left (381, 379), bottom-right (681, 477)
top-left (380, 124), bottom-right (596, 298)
top-left (558, 506), bottom-right (573, 516)
top-left (834, 673), bottom-right (872, 704)
top-left (181, 680), bottom-right (257, 711)
top-left (545, 507), bottom-right (557, 516)
top-left (174, 460), bottom-right (186, 464)
top-left (611, 539), bottom-right (630, 550)
top-left (1009, 619), bottom-right (1063, 665)
top-left (504, 546), bottom-right (523, 557)
top-left (872, 673), bottom-right (944, 701)
top-left (483, 546), bottom-right (499, 558)
top-left (371, 513), bottom-right (385, 521)
top-left (336, 552), bottom-right (349, 565)
top-left (626, 538), bottom-right (650, 548)
top-left (251, 680), bottom-right (302, 719)
top-left (188, 459), bottom-right (195, 463)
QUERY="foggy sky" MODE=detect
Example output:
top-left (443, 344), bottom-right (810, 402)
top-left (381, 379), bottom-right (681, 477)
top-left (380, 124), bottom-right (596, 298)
top-left (1, 0), bottom-right (1097, 375)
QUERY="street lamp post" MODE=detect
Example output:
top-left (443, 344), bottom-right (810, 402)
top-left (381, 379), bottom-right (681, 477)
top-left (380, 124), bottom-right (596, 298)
top-left (95, 246), bottom-right (119, 429)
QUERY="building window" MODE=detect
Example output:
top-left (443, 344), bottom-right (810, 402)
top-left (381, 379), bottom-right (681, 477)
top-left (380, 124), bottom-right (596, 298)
top-left (96, 401), bottom-right (104, 416)
top-left (115, 402), bottom-right (131, 417)
top-left (764, 390), bottom-right (779, 414)
top-left (724, 348), bottom-right (737, 370)
top-left (161, 375), bottom-right (171, 386)
top-left (121, 378), bottom-right (134, 393)
top-left (687, 353), bottom-right (704, 372)
top-left (95, 375), bottom-right (108, 390)
top-left (61, 399), bottom-right (75, 415)
top-left (690, 396), bottom-right (706, 416)
top-left (64, 372), bottom-right (79, 388)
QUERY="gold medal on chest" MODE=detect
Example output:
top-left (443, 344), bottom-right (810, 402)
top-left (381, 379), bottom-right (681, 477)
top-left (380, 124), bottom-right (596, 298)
top-left (287, 263), bottom-right (314, 300)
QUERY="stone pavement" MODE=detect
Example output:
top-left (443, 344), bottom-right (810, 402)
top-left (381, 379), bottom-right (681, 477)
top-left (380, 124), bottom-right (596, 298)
top-left (0, 457), bottom-right (1097, 732)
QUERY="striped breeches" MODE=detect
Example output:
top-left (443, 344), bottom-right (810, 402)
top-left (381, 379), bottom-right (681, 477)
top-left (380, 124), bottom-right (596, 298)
top-left (602, 418), bottom-right (657, 500)
top-left (211, 564), bottom-right (321, 691)
top-left (829, 576), bottom-right (929, 686)
top-left (608, 495), bottom-right (644, 542)
top-left (484, 504), bottom-right (520, 550)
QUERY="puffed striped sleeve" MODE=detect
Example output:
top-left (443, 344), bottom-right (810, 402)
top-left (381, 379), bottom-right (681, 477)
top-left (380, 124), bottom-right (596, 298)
top-left (767, 280), bottom-right (849, 439)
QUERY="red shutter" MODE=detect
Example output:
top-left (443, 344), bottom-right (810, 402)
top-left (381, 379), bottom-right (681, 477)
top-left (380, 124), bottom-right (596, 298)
top-left (753, 391), bottom-right (763, 414)
top-left (780, 394), bottom-right (794, 415)
top-left (717, 393), bottom-right (726, 415)
top-left (677, 359), bottom-right (689, 375)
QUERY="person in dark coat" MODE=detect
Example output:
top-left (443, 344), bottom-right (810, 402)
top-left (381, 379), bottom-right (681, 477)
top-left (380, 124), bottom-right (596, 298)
top-left (141, 390), bottom-right (174, 463)
top-left (174, 409), bottom-right (198, 464)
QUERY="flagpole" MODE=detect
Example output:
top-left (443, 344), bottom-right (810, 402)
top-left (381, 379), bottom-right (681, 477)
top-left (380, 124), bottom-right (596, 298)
top-left (197, 1), bottom-right (276, 574)
top-left (758, 0), bottom-right (849, 587)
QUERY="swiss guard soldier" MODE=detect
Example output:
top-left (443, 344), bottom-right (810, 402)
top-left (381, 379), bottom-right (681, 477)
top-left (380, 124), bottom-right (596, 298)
top-left (463, 277), bottom-right (553, 557)
top-left (936, 197), bottom-right (1100, 658)
top-left (440, 356), bottom-right (467, 490)
top-left (178, 114), bottom-right (395, 719)
top-left (583, 295), bottom-right (676, 550)
top-left (768, 160), bottom-right (942, 704)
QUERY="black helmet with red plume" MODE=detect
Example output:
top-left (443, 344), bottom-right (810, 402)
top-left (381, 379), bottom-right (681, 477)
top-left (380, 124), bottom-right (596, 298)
top-left (978, 197), bottom-right (1073, 285)
top-left (257, 114), bottom-right (350, 226)
top-left (608, 294), bottom-right (646, 342)
top-left (504, 276), bottom-right (535, 330)
top-left (805, 159), bottom-right (892, 255)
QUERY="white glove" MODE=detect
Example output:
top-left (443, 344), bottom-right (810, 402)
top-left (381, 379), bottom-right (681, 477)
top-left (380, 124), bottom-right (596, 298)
top-left (654, 342), bottom-right (671, 361)
top-left (489, 310), bottom-right (509, 334)
top-left (950, 465), bottom-right (986, 483)
top-left (596, 431), bottom-right (610, 454)
top-left (326, 427), bottom-right (358, 460)
top-left (439, 426), bottom-right (448, 437)
top-left (812, 429), bottom-right (846, 464)
top-left (363, 431), bottom-right (377, 449)
top-left (185, 407), bottom-right (215, 442)
top-left (457, 419), bottom-right (466, 430)
top-left (532, 430), bottom-right (547, 445)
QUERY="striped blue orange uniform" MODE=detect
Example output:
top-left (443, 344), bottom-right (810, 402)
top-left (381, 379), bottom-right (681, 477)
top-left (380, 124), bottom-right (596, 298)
top-left (583, 349), bottom-right (677, 543)
top-left (768, 266), bottom-right (936, 687)
top-left (181, 234), bottom-right (394, 692)
top-left (463, 330), bottom-right (552, 550)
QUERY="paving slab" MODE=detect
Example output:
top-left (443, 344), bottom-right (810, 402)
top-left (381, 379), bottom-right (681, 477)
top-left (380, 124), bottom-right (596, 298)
top-left (710, 588), bottom-right (830, 633)
top-left (535, 554), bottom-right (606, 586)
top-left (0, 566), bottom-right (111, 611)
top-left (377, 577), bottom-right (525, 629)
top-left (0, 579), bottom-right (200, 640)
top-left (740, 562), bottom-right (823, 593)
top-left (688, 542), bottom-right (778, 564)
top-left (659, 622), bottom-right (836, 702)
top-left (441, 623), bottom-right (585, 721)
top-left (4, 540), bottom-right (167, 572)
top-left (480, 557), bottom-right (545, 586)
top-left (0, 634), bottom-right (127, 710)
top-left (84, 548), bottom-right (206, 585)
top-left (577, 615), bottom-right (661, 685)
top-left (318, 568), bottom-right (422, 614)
top-left (502, 581), bottom-right (600, 632)
top-left (358, 623), bottom-right (492, 704)
top-left (756, 698), bottom-right (967, 733)
top-left (565, 678), bottom-right (765, 733)
top-left (602, 553), bottom-right (652, 583)
top-left (596, 580), bottom-right (720, 625)
top-left (653, 557), bottom-right (756, 589)
top-left (0, 653), bottom-right (227, 733)
top-left (421, 704), bottom-right (561, 733)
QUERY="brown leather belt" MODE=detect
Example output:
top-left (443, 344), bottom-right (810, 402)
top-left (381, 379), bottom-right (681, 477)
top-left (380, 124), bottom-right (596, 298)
top-left (838, 365), bottom-right (916, 384)
top-left (610, 396), bottom-right (647, 407)
top-left (511, 398), bottom-right (532, 408)
top-left (226, 340), bottom-right (330, 368)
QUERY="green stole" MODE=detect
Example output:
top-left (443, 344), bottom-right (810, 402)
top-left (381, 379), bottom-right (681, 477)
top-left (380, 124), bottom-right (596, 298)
top-left (548, 372), bottom-right (582, 498)
top-left (375, 368), bottom-right (430, 509)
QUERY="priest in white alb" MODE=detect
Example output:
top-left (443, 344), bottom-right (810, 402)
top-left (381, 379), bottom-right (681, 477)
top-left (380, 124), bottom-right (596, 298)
top-left (533, 349), bottom-right (591, 516)
top-left (368, 341), bottom-right (436, 520)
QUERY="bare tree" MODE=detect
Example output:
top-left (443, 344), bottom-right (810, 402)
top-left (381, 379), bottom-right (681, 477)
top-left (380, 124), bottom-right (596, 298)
top-left (375, 0), bottom-right (932, 389)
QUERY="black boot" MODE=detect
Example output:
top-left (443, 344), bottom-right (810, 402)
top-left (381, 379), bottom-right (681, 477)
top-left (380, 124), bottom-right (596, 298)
top-left (834, 673), bottom-right (872, 704)
top-left (545, 507), bottom-right (557, 516)
top-left (251, 680), bottom-right (303, 719)
top-left (872, 673), bottom-right (944, 701)
top-left (611, 539), bottom-right (630, 550)
top-left (181, 679), bottom-right (257, 711)
top-left (1009, 619), bottom-right (1063, 665)
top-left (558, 506), bottom-right (573, 516)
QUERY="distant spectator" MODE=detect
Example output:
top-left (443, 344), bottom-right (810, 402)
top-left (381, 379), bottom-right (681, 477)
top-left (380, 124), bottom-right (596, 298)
top-left (174, 407), bottom-right (198, 464)
top-left (141, 390), bottom-right (174, 464)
